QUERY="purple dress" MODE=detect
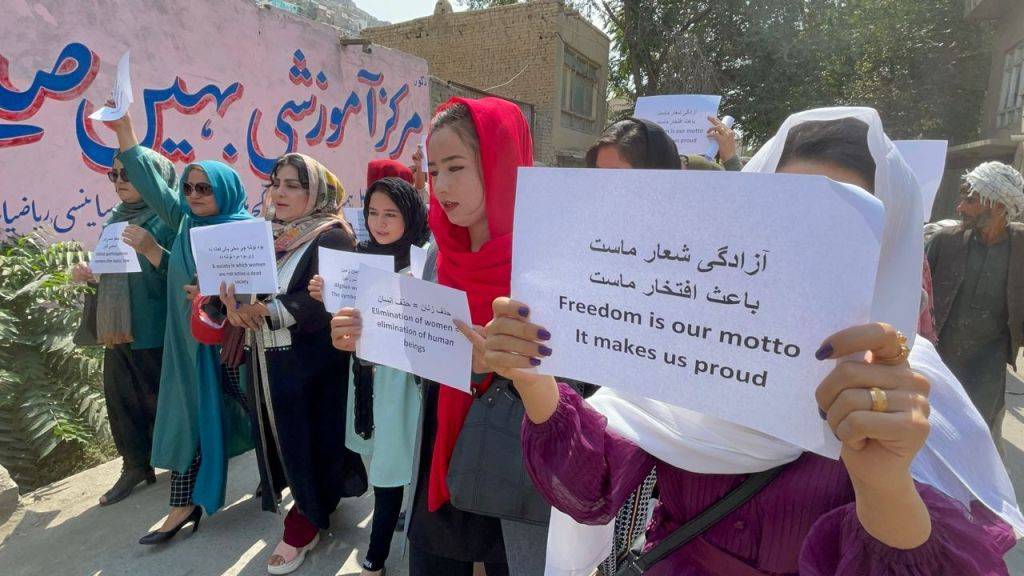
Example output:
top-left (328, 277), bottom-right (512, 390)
top-left (522, 384), bottom-right (1016, 575)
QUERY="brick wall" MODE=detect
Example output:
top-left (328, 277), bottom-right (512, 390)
top-left (363, 0), bottom-right (608, 165)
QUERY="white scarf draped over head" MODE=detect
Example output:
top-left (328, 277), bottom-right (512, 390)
top-left (543, 107), bottom-right (1022, 576)
top-left (963, 161), bottom-right (1024, 220)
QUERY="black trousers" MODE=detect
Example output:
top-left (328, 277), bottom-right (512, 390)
top-left (409, 542), bottom-right (510, 576)
top-left (102, 345), bottom-right (162, 471)
top-left (363, 485), bottom-right (404, 570)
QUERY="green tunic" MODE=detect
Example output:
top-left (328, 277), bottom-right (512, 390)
top-left (346, 361), bottom-right (422, 487)
top-left (118, 146), bottom-right (253, 514)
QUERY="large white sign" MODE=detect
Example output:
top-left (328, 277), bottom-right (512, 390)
top-left (191, 220), bottom-right (278, 296)
top-left (90, 221), bottom-right (141, 274)
top-left (634, 95), bottom-right (722, 156)
top-left (355, 264), bottom-right (473, 391)
top-left (511, 168), bottom-right (885, 457)
top-left (894, 140), bottom-right (948, 222)
top-left (317, 247), bottom-right (393, 313)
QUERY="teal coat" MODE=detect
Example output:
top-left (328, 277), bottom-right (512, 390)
top-left (116, 215), bottom-right (175, 350)
top-left (118, 146), bottom-right (254, 514)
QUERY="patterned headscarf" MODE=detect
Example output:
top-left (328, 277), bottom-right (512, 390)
top-left (963, 161), bottom-right (1024, 220)
top-left (265, 153), bottom-right (349, 257)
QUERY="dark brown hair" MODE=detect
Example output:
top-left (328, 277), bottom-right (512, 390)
top-left (431, 103), bottom-right (480, 157)
top-left (585, 118), bottom-right (682, 170)
top-left (778, 118), bottom-right (876, 192)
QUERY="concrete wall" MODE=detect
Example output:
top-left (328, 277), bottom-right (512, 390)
top-left (362, 0), bottom-right (609, 165)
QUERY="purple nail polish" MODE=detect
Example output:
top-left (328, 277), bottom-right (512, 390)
top-left (518, 306), bottom-right (530, 318)
top-left (529, 357), bottom-right (542, 367)
top-left (537, 329), bottom-right (551, 341)
top-left (539, 345), bottom-right (552, 357)
top-left (815, 343), bottom-right (834, 361)
top-left (818, 408), bottom-right (827, 420)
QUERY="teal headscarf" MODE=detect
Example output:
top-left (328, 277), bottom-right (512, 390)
top-left (178, 160), bottom-right (254, 515)
top-left (176, 160), bottom-right (253, 279)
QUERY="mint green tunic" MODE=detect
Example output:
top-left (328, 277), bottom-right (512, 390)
top-left (346, 360), bottom-right (422, 488)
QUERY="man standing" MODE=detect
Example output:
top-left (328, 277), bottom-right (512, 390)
top-left (928, 161), bottom-right (1024, 439)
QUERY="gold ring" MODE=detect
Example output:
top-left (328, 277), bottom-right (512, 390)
top-left (342, 334), bottom-right (351, 340)
top-left (896, 330), bottom-right (907, 346)
top-left (869, 387), bottom-right (888, 412)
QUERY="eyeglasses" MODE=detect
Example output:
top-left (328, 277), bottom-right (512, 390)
top-left (183, 182), bottom-right (214, 197)
top-left (106, 169), bottom-right (130, 183)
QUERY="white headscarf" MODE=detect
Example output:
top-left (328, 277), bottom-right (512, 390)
top-left (543, 107), bottom-right (1022, 576)
top-left (963, 161), bottom-right (1024, 220)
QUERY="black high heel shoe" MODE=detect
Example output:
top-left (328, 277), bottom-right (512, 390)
top-left (139, 506), bottom-right (202, 545)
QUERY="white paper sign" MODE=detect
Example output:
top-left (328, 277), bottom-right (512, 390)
top-left (90, 221), bottom-right (141, 273)
top-left (88, 51), bottom-right (134, 121)
top-left (511, 168), bottom-right (885, 458)
top-left (409, 244), bottom-right (428, 279)
top-left (190, 220), bottom-right (279, 296)
top-left (419, 134), bottom-right (429, 174)
top-left (343, 207), bottom-right (371, 243)
top-left (634, 95), bottom-right (722, 156)
top-left (895, 140), bottom-right (948, 222)
top-left (355, 264), bottom-right (473, 391)
top-left (317, 247), bottom-right (393, 313)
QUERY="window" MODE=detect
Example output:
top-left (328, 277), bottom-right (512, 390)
top-left (997, 42), bottom-right (1024, 130)
top-left (561, 46), bottom-right (598, 133)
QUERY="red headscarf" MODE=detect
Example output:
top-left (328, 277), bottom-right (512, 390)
top-left (366, 158), bottom-right (414, 188)
top-left (427, 96), bottom-right (533, 511)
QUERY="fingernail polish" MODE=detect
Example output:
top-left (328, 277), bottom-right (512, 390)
top-left (818, 408), bottom-right (827, 420)
top-left (537, 329), bottom-right (551, 341)
top-left (815, 343), bottom-right (834, 361)
top-left (530, 357), bottom-right (542, 367)
top-left (539, 345), bottom-right (552, 357)
top-left (518, 306), bottom-right (530, 318)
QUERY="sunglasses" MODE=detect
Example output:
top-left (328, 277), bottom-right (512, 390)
top-left (106, 169), bottom-right (130, 183)
top-left (183, 182), bottom-right (214, 197)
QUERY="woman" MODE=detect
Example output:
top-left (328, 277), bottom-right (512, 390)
top-left (71, 153), bottom-right (176, 507)
top-left (328, 97), bottom-right (538, 576)
top-left (219, 153), bottom-right (367, 575)
top-left (470, 108), bottom-right (1021, 574)
top-left (585, 117), bottom-right (680, 574)
top-left (107, 109), bottom-right (254, 545)
top-left (315, 174), bottom-right (430, 575)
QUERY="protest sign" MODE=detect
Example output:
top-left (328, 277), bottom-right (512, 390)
top-left (355, 264), bottom-right (473, 391)
top-left (317, 247), bottom-right (393, 313)
top-left (511, 168), bottom-right (884, 457)
top-left (343, 207), bottom-right (371, 243)
top-left (88, 51), bottom-right (133, 122)
top-left (190, 220), bottom-right (278, 296)
top-left (634, 95), bottom-right (722, 156)
top-left (894, 140), bottom-right (948, 222)
top-left (409, 244), bottom-right (428, 279)
top-left (90, 221), bottom-right (141, 273)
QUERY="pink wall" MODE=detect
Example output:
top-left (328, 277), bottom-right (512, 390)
top-left (0, 0), bottom-right (429, 244)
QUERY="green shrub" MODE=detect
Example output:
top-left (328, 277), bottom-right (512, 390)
top-left (0, 230), bottom-right (113, 491)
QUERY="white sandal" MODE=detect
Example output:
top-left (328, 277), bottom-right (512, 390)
top-left (267, 533), bottom-right (319, 575)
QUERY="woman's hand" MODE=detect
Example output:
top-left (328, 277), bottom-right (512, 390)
top-left (183, 284), bottom-right (199, 302)
top-left (103, 99), bottom-right (139, 151)
top-left (453, 321), bottom-right (493, 374)
top-left (71, 262), bottom-right (95, 284)
top-left (122, 225), bottom-right (156, 253)
top-left (308, 275), bottom-right (325, 303)
top-left (457, 298), bottom-right (560, 423)
top-left (706, 116), bottom-right (738, 163)
top-left (816, 322), bottom-right (932, 549)
top-left (330, 308), bottom-right (361, 352)
top-left (219, 282), bottom-right (267, 331)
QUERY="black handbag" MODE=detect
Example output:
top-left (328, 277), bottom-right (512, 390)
top-left (73, 290), bottom-right (99, 347)
top-left (612, 464), bottom-right (786, 576)
top-left (446, 375), bottom-right (551, 526)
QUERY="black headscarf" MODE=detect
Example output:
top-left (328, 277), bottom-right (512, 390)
top-left (353, 176), bottom-right (430, 440)
top-left (357, 177), bottom-right (430, 271)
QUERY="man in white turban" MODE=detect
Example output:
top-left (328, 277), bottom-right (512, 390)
top-left (928, 161), bottom-right (1024, 440)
